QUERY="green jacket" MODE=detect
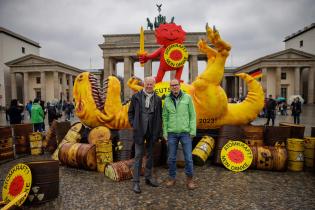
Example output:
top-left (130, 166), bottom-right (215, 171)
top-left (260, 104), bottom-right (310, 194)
top-left (31, 103), bottom-right (44, 123)
top-left (162, 92), bottom-right (196, 138)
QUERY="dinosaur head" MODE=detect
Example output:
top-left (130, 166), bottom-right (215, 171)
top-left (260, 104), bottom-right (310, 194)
top-left (155, 23), bottom-right (186, 46)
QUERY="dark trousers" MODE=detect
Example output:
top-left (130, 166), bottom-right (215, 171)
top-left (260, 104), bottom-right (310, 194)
top-left (266, 110), bottom-right (275, 126)
top-left (133, 131), bottom-right (155, 183)
top-left (293, 113), bottom-right (300, 124)
top-left (34, 123), bottom-right (43, 132)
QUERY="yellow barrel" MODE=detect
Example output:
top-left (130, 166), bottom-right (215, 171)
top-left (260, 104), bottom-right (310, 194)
top-left (88, 126), bottom-right (111, 145)
top-left (52, 122), bottom-right (83, 161)
top-left (29, 132), bottom-right (43, 155)
top-left (192, 136), bottom-right (215, 165)
top-left (96, 140), bottom-right (113, 173)
top-left (304, 137), bottom-right (315, 168)
top-left (287, 138), bottom-right (304, 171)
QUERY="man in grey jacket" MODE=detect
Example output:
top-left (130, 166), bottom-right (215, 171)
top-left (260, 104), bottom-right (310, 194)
top-left (128, 77), bottom-right (162, 193)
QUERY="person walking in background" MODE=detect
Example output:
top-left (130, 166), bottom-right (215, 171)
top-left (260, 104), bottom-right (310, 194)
top-left (128, 77), bottom-right (162, 194)
top-left (265, 95), bottom-right (277, 126)
top-left (31, 98), bottom-right (44, 132)
top-left (162, 79), bottom-right (197, 190)
top-left (291, 97), bottom-right (302, 124)
top-left (40, 100), bottom-right (47, 131)
top-left (48, 99), bottom-right (62, 126)
top-left (8, 99), bottom-right (23, 125)
top-left (25, 100), bottom-right (32, 119)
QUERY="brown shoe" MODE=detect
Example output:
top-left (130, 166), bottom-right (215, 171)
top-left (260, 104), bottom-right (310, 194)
top-left (186, 177), bottom-right (197, 190)
top-left (165, 178), bottom-right (176, 187)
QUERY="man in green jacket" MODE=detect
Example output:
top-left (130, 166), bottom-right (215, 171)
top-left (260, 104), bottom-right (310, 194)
top-left (31, 98), bottom-right (44, 132)
top-left (162, 79), bottom-right (197, 190)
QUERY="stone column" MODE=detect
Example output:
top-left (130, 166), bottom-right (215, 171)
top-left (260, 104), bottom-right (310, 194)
top-left (189, 55), bottom-right (198, 83)
top-left (11, 73), bottom-right (17, 99)
top-left (40, 71), bottom-right (46, 101)
top-left (69, 75), bottom-right (74, 102)
top-left (124, 57), bottom-right (133, 100)
top-left (170, 71), bottom-right (176, 80)
top-left (222, 76), bottom-right (227, 91)
top-left (234, 77), bottom-right (239, 99)
top-left (109, 58), bottom-right (117, 75)
top-left (239, 78), bottom-right (244, 98)
top-left (308, 65), bottom-right (314, 104)
top-left (144, 60), bottom-right (152, 77)
top-left (261, 67), bottom-right (267, 96)
top-left (62, 73), bottom-right (67, 101)
top-left (53, 71), bottom-right (59, 100)
top-left (103, 56), bottom-right (110, 79)
top-left (294, 67), bottom-right (300, 95)
top-left (275, 67), bottom-right (281, 97)
top-left (23, 72), bottom-right (29, 105)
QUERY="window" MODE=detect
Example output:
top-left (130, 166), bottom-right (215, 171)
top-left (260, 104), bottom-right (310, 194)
top-left (281, 87), bottom-right (287, 98)
top-left (22, 47), bottom-right (25, 54)
top-left (281, 72), bottom-right (286, 80)
top-left (36, 77), bottom-right (41, 84)
top-left (60, 78), bottom-right (62, 84)
top-left (300, 40), bottom-right (303, 47)
top-left (35, 90), bottom-right (41, 100)
top-left (67, 79), bottom-right (69, 85)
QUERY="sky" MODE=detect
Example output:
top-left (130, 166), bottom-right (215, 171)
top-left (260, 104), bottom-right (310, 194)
top-left (0, 0), bottom-right (314, 81)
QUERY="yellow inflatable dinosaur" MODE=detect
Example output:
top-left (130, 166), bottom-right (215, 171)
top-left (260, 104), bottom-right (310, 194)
top-left (73, 24), bottom-right (264, 129)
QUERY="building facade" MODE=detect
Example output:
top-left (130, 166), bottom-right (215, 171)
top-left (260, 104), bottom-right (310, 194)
top-left (284, 23), bottom-right (315, 55)
top-left (236, 49), bottom-right (315, 104)
top-left (0, 27), bottom-right (40, 107)
top-left (6, 54), bottom-right (82, 105)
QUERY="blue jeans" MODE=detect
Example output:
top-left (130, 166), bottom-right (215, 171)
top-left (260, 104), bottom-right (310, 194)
top-left (167, 132), bottom-right (193, 179)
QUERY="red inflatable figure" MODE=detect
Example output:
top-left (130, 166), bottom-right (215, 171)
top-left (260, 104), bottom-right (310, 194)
top-left (139, 23), bottom-right (187, 83)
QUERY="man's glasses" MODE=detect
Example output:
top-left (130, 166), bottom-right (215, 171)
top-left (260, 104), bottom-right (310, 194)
top-left (170, 84), bottom-right (179, 87)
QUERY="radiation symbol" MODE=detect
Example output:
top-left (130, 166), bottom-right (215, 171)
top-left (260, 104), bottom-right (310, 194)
top-left (2, 163), bottom-right (32, 206)
top-left (296, 153), bottom-right (304, 161)
top-left (28, 186), bottom-right (45, 202)
top-left (220, 141), bottom-right (253, 172)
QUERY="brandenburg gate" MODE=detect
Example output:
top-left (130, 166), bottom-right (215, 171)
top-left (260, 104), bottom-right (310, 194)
top-left (99, 30), bottom-right (207, 99)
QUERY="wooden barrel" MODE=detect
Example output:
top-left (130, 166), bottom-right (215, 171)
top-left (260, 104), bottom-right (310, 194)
top-left (152, 139), bottom-right (167, 167)
top-left (304, 137), bottom-right (315, 168)
top-left (279, 122), bottom-right (305, 139)
top-left (287, 138), bottom-right (304, 171)
top-left (52, 122), bottom-right (84, 161)
top-left (192, 136), bottom-right (215, 165)
top-left (242, 125), bottom-right (264, 147)
top-left (214, 125), bottom-right (244, 165)
top-left (0, 127), bottom-right (14, 161)
top-left (29, 132), bottom-right (43, 155)
top-left (55, 121), bottom-right (71, 144)
top-left (104, 159), bottom-right (134, 181)
top-left (59, 143), bottom-right (96, 170)
top-left (250, 146), bottom-right (287, 171)
top-left (96, 140), bottom-right (113, 172)
top-left (13, 123), bottom-right (33, 154)
top-left (88, 126), bottom-right (111, 145)
top-left (45, 120), bottom-right (57, 153)
top-left (24, 160), bottom-right (59, 205)
top-left (76, 144), bottom-right (97, 171)
top-left (113, 139), bottom-right (134, 161)
top-left (264, 126), bottom-right (291, 146)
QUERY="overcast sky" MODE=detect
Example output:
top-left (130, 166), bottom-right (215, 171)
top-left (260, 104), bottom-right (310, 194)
top-left (0, 0), bottom-right (314, 80)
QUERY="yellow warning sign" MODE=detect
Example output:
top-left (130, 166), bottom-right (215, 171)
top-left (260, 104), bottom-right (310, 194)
top-left (220, 141), bottom-right (253, 172)
top-left (2, 163), bottom-right (32, 206)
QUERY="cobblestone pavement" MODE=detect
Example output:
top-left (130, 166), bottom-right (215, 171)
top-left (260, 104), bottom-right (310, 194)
top-left (0, 154), bottom-right (314, 210)
top-left (0, 106), bottom-right (315, 209)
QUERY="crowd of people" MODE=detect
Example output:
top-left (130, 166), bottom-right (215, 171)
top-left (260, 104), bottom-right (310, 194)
top-left (263, 95), bottom-right (302, 126)
top-left (5, 98), bottom-right (75, 130)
